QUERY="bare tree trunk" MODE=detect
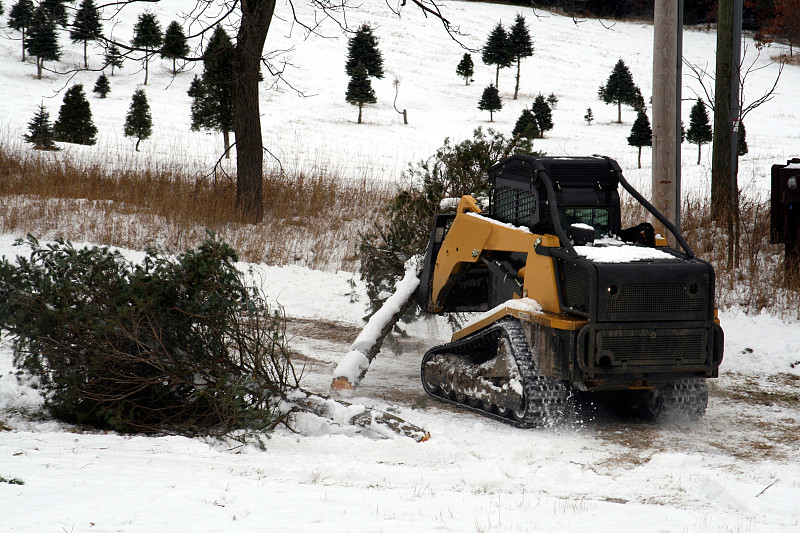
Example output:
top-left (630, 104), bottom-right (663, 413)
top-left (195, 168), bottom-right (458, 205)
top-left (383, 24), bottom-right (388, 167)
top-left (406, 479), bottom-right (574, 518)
top-left (233, 0), bottom-right (276, 224)
top-left (21, 29), bottom-right (26, 61)
top-left (223, 130), bottom-right (230, 159)
top-left (84, 41), bottom-right (88, 69)
top-left (514, 58), bottom-right (521, 99)
top-left (495, 65), bottom-right (500, 88)
top-left (144, 53), bottom-right (149, 85)
top-left (357, 103), bottom-right (363, 123)
top-left (36, 57), bottom-right (42, 79)
top-left (638, 146), bottom-right (642, 168)
top-left (697, 144), bottom-right (702, 165)
top-left (617, 100), bottom-right (622, 123)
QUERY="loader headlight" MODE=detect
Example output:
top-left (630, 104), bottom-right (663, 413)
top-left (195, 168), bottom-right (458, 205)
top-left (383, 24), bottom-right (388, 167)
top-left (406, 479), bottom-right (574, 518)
top-left (788, 176), bottom-right (798, 190)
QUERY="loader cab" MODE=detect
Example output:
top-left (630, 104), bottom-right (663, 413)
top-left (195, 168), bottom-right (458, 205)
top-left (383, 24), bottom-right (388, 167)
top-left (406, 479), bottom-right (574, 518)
top-left (488, 155), bottom-right (623, 240)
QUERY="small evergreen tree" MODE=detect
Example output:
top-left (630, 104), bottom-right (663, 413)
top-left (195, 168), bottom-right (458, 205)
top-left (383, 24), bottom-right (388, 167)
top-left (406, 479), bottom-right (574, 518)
top-left (93, 73), bottom-right (110, 98)
top-left (532, 93), bottom-right (553, 137)
top-left (104, 44), bottom-right (124, 75)
top-left (23, 103), bottom-right (58, 150)
top-left (53, 84), bottom-right (97, 145)
top-left (512, 108), bottom-right (539, 139)
top-left (345, 61), bottom-right (376, 124)
top-left (9, 0), bottom-right (35, 61)
top-left (188, 26), bottom-right (234, 157)
top-left (687, 98), bottom-right (712, 164)
top-left (478, 84), bottom-right (502, 122)
top-left (547, 93), bottom-right (559, 109)
top-left (345, 23), bottom-right (384, 79)
top-left (124, 88), bottom-right (153, 152)
top-left (584, 107), bottom-right (594, 125)
top-left (40, 0), bottom-right (68, 27)
top-left (70, 0), bottom-right (102, 69)
top-left (26, 5), bottom-right (60, 79)
top-left (738, 120), bottom-right (748, 156)
top-left (161, 21), bottom-right (189, 75)
top-left (598, 58), bottom-right (640, 123)
top-left (482, 22), bottom-right (513, 89)
top-left (627, 109), bottom-right (652, 169)
top-left (508, 14), bottom-right (534, 100)
top-left (456, 53), bottom-right (474, 85)
top-left (131, 11), bottom-right (163, 85)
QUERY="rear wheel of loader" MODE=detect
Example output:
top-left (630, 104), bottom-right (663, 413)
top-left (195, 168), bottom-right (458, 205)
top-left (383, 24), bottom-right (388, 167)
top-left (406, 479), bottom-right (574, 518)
top-left (628, 379), bottom-right (708, 421)
top-left (629, 389), bottom-right (664, 421)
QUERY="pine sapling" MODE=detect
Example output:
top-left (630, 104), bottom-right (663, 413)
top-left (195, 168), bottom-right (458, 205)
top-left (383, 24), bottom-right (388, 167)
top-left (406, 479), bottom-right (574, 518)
top-left (23, 103), bottom-right (58, 150)
top-left (93, 73), bottom-right (110, 98)
top-left (456, 53), bottom-right (474, 85)
top-left (124, 88), bottom-right (153, 151)
top-left (478, 85), bottom-right (502, 122)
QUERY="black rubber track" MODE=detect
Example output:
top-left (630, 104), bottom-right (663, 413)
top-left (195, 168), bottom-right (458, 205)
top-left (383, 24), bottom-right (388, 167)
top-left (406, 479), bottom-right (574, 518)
top-left (421, 318), bottom-right (571, 428)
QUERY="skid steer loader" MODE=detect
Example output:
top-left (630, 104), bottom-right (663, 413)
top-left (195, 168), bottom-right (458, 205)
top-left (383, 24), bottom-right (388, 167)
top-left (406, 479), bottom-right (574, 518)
top-left (415, 155), bottom-right (723, 426)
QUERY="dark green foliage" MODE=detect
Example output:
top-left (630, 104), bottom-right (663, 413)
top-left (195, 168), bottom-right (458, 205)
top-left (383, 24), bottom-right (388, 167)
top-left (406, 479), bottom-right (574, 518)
top-left (104, 43), bottom-right (124, 75)
top-left (40, 0), bottom-right (67, 27)
top-left (23, 104), bottom-right (57, 150)
top-left (598, 58), bottom-right (641, 123)
top-left (345, 61), bottom-right (376, 124)
top-left (131, 11), bottom-right (163, 85)
top-left (532, 93), bottom-right (553, 136)
top-left (93, 73), bottom-right (110, 98)
top-left (189, 26), bottom-right (234, 156)
top-left (53, 84), bottom-right (97, 146)
top-left (512, 108), bottom-right (539, 139)
top-left (0, 236), bottom-right (298, 435)
top-left (346, 23), bottom-right (384, 79)
top-left (124, 88), bottom-right (152, 152)
top-left (161, 21), bottom-right (189, 74)
top-left (70, 0), bottom-right (102, 68)
top-left (584, 107), bottom-right (594, 125)
top-left (508, 13), bottom-right (534, 99)
top-left (456, 53), bottom-right (474, 85)
top-left (358, 128), bottom-right (539, 316)
top-left (738, 120), bottom-right (748, 156)
top-left (478, 84), bottom-right (502, 121)
top-left (482, 22), bottom-right (513, 88)
top-left (9, 0), bottom-right (35, 61)
top-left (547, 93), bottom-right (559, 109)
top-left (627, 109), bottom-right (652, 168)
top-left (0, 475), bottom-right (25, 485)
top-left (26, 6), bottom-right (60, 78)
top-left (687, 98), bottom-right (712, 164)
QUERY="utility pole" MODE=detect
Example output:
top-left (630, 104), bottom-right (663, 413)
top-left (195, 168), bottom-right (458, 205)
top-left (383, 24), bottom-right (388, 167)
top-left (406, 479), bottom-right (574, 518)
top-left (711, 0), bottom-right (736, 220)
top-left (652, 0), bottom-right (683, 243)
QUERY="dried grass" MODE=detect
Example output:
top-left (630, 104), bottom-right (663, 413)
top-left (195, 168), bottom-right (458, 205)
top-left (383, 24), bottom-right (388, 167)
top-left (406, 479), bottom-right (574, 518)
top-left (0, 139), bottom-right (394, 272)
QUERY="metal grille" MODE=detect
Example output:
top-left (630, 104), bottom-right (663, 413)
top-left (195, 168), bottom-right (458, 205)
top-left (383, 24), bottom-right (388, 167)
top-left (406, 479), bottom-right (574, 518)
top-left (561, 261), bottom-right (590, 311)
top-left (494, 186), bottom-right (536, 226)
top-left (599, 332), bottom-right (706, 364)
top-left (543, 160), bottom-right (617, 188)
top-left (602, 283), bottom-right (705, 314)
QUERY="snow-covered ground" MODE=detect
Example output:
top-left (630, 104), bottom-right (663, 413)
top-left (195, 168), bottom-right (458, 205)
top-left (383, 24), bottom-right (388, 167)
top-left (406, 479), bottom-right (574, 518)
top-left (1, 1), bottom-right (800, 531)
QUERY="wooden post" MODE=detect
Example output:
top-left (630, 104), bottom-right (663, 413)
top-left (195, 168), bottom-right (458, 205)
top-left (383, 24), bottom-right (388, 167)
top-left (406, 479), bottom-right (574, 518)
top-left (652, 0), bottom-right (681, 246)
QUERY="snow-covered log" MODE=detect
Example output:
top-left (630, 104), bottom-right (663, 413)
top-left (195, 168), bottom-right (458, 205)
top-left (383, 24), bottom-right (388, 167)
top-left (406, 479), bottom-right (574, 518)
top-left (330, 256), bottom-right (422, 396)
top-left (291, 392), bottom-right (430, 442)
